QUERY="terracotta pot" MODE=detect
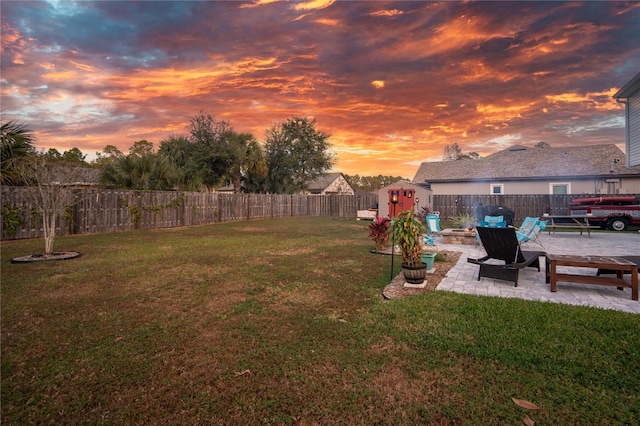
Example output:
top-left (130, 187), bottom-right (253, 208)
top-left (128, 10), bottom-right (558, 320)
top-left (402, 262), bottom-right (427, 284)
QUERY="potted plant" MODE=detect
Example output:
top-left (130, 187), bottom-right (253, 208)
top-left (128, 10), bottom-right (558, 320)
top-left (368, 216), bottom-right (390, 252)
top-left (391, 209), bottom-right (427, 284)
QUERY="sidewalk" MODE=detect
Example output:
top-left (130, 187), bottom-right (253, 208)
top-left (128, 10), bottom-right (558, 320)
top-left (436, 231), bottom-right (640, 314)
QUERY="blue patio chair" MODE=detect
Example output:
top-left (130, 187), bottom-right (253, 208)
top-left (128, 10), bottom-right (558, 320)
top-left (423, 214), bottom-right (440, 246)
top-left (426, 214), bottom-right (441, 234)
top-left (479, 215), bottom-right (507, 228)
top-left (516, 217), bottom-right (547, 248)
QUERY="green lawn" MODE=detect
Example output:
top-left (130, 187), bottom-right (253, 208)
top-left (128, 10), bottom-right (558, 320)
top-left (2, 217), bottom-right (639, 424)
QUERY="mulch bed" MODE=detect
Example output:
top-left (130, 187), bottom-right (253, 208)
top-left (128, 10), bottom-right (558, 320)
top-left (11, 251), bottom-right (82, 263)
top-left (382, 250), bottom-right (462, 299)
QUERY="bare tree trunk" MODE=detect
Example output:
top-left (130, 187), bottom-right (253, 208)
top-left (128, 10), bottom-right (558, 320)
top-left (44, 211), bottom-right (56, 254)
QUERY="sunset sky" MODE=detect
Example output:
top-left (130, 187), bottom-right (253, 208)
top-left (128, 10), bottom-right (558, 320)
top-left (1, 1), bottom-right (639, 178)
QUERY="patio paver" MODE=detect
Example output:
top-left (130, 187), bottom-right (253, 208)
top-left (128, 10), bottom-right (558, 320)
top-left (436, 231), bottom-right (640, 314)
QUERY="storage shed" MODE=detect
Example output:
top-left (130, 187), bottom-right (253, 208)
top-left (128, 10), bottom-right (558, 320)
top-left (377, 181), bottom-right (432, 218)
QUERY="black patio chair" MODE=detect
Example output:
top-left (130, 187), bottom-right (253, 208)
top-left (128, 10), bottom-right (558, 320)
top-left (467, 226), bottom-right (546, 287)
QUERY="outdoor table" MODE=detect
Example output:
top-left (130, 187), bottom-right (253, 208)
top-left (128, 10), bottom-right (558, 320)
top-left (545, 254), bottom-right (638, 301)
top-left (541, 215), bottom-right (591, 237)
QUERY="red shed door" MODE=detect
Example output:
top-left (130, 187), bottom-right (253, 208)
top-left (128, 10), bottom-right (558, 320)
top-left (388, 189), bottom-right (415, 218)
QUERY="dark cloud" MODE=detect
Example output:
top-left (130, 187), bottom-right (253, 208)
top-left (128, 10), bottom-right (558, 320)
top-left (1, 0), bottom-right (638, 177)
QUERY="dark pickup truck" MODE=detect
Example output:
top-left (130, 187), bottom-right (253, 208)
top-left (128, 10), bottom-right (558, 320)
top-left (570, 196), bottom-right (640, 231)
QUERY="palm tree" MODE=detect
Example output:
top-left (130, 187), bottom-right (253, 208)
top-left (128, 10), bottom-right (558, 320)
top-left (228, 132), bottom-right (267, 193)
top-left (101, 153), bottom-right (177, 190)
top-left (1, 121), bottom-right (35, 185)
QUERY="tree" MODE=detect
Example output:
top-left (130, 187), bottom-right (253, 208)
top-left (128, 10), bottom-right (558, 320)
top-left (40, 147), bottom-right (88, 165)
top-left (534, 141), bottom-right (550, 148)
top-left (345, 174), bottom-right (405, 192)
top-left (443, 143), bottom-right (463, 161)
top-left (227, 132), bottom-right (267, 193)
top-left (263, 116), bottom-right (334, 193)
top-left (188, 112), bottom-right (235, 189)
top-left (158, 135), bottom-right (205, 191)
top-left (442, 143), bottom-right (479, 161)
top-left (458, 151), bottom-right (480, 160)
top-left (17, 154), bottom-right (85, 254)
top-left (129, 140), bottom-right (155, 157)
top-left (100, 153), bottom-right (176, 190)
top-left (93, 145), bottom-right (124, 167)
top-left (43, 148), bottom-right (62, 162)
top-left (61, 147), bottom-right (88, 165)
top-left (1, 120), bottom-right (35, 185)
top-left (159, 113), bottom-right (267, 192)
top-left (189, 113), bottom-right (233, 148)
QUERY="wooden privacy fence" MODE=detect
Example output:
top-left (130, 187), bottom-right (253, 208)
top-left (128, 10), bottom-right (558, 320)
top-left (432, 194), bottom-right (639, 221)
top-left (0, 187), bottom-right (378, 241)
top-left (4, 188), bottom-right (633, 241)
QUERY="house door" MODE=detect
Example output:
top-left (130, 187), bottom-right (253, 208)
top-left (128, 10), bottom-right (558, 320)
top-left (388, 189), bottom-right (415, 218)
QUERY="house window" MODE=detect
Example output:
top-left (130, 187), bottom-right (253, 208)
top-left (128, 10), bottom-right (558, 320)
top-left (550, 183), bottom-right (570, 194)
top-left (490, 184), bottom-right (504, 194)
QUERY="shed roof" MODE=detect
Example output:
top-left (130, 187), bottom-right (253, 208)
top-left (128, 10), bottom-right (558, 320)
top-left (412, 144), bottom-right (640, 183)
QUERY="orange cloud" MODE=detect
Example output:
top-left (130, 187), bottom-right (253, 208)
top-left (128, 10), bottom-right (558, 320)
top-left (546, 89), bottom-right (621, 111)
top-left (315, 18), bottom-right (338, 26)
top-left (239, 0), bottom-right (280, 9)
top-left (293, 0), bottom-right (335, 12)
top-left (370, 9), bottom-right (404, 17)
top-left (1, 1), bottom-right (634, 178)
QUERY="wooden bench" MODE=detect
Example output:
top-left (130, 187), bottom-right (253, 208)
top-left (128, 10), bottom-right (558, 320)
top-left (597, 256), bottom-right (640, 276)
top-left (545, 254), bottom-right (638, 300)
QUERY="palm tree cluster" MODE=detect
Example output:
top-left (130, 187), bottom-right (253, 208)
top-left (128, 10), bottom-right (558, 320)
top-left (98, 112), bottom-right (333, 193)
top-left (1, 121), bottom-right (35, 185)
top-left (1, 113), bottom-right (335, 194)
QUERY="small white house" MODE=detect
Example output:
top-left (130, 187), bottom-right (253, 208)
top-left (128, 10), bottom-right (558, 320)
top-left (305, 173), bottom-right (355, 195)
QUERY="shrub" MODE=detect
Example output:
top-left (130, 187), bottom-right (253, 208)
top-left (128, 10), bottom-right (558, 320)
top-left (452, 213), bottom-right (475, 229)
top-left (368, 216), bottom-right (390, 251)
top-left (415, 205), bottom-right (432, 222)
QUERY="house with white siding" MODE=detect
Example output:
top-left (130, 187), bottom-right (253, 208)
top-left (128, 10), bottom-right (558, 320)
top-left (305, 172), bottom-right (355, 195)
top-left (613, 71), bottom-right (640, 167)
top-left (412, 144), bottom-right (640, 196)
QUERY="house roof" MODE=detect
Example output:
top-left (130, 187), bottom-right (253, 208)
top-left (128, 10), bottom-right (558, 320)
top-left (50, 165), bottom-right (102, 186)
top-left (307, 172), bottom-right (348, 191)
top-left (412, 144), bottom-right (640, 184)
top-left (613, 72), bottom-right (640, 99)
top-left (354, 187), bottom-right (376, 197)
